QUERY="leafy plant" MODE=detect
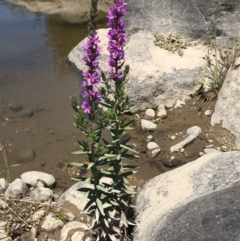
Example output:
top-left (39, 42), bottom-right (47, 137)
top-left (0, 140), bottom-right (19, 188)
top-left (202, 0), bottom-right (240, 95)
top-left (70, 0), bottom-right (138, 240)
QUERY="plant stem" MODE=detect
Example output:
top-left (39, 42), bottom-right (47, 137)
top-left (0, 140), bottom-right (10, 183)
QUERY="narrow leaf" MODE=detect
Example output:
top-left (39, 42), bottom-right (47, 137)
top-left (96, 198), bottom-right (105, 216)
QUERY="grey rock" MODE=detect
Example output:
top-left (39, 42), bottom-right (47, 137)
top-left (60, 221), bottom-right (88, 241)
top-left (21, 171), bottom-right (55, 187)
top-left (141, 119), bottom-right (157, 131)
top-left (58, 182), bottom-right (93, 212)
top-left (9, 103), bottom-right (22, 112)
top-left (16, 148), bottom-right (35, 163)
top-left (125, 0), bottom-right (240, 40)
top-left (41, 213), bottom-right (64, 231)
top-left (0, 178), bottom-right (8, 190)
top-left (170, 126), bottom-right (201, 152)
top-left (30, 187), bottom-right (53, 202)
top-left (4, 178), bottom-right (28, 198)
top-left (211, 57), bottom-right (240, 148)
top-left (0, 221), bottom-right (12, 241)
top-left (17, 109), bottom-right (34, 119)
top-left (147, 142), bottom-right (161, 158)
top-left (32, 209), bottom-right (45, 222)
top-left (163, 157), bottom-right (181, 167)
top-left (68, 29), bottom-right (207, 112)
top-left (71, 231), bottom-right (84, 241)
top-left (134, 151), bottom-right (240, 241)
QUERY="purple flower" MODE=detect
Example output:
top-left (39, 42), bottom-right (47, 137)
top-left (81, 32), bottom-right (102, 114)
top-left (107, 0), bottom-right (127, 80)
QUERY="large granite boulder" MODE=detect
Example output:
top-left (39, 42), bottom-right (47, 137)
top-left (68, 29), bottom-right (207, 112)
top-left (211, 57), bottom-right (240, 148)
top-left (7, 0), bottom-right (111, 23)
top-left (134, 151), bottom-right (240, 241)
top-left (126, 0), bottom-right (240, 40)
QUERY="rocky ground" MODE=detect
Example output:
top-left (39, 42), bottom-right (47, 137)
top-left (0, 89), bottom-right (237, 241)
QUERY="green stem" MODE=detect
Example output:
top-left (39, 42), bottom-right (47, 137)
top-left (0, 140), bottom-right (10, 183)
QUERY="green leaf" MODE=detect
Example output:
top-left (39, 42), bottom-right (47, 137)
top-left (95, 208), bottom-right (100, 222)
top-left (72, 150), bottom-right (90, 155)
top-left (104, 153), bottom-right (117, 158)
top-left (96, 198), bottom-right (105, 216)
top-left (96, 185), bottom-right (110, 194)
top-left (120, 144), bottom-right (138, 153)
top-left (70, 162), bottom-right (86, 167)
top-left (87, 162), bottom-right (95, 169)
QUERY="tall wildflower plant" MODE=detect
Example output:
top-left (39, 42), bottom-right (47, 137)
top-left (71, 0), bottom-right (138, 240)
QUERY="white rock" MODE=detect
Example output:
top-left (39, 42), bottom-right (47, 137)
top-left (32, 209), bottom-right (45, 222)
top-left (165, 99), bottom-right (175, 109)
top-left (157, 104), bottom-right (167, 118)
top-left (60, 221), bottom-right (88, 241)
top-left (0, 178), bottom-right (8, 190)
top-left (203, 148), bottom-right (220, 154)
top-left (41, 213), bottom-right (64, 231)
top-left (186, 126), bottom-right (202, 136)
top-left (30, 187), bottom-right (53, 202)
top-left (174, 99), bottom-right (185, 108)
top-left (146, 135), bottom-right (154, 142)
top-left (170, 126), bottom-right (202, 153)
top-left (71, 231), bottom-right (84, 241)
top-left (65, 212), bottom-right (75, 221)
top-left (99, 177), bottom-right (113, 186)
top-left (141, 119), bottom-right (157, 131)
top-left (147, 142), bottom-right (161, 158)
top-left (0, 199), bottom-right (7, 209)
top-left (85, 238), bottom-right (93, 241)
top-left (204, 110), bottom-right (212, 116)
top-left (145, 109), bottom-right (155, 119)
top-left (21, 171), bottom-right (55, 187)
top-left (4, 178), bottom-right (28, 198)
top-left (170, 135), bottom-right (176, 140)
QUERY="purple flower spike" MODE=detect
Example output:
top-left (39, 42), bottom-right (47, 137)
top-left (107, 0), bottom-right (127, 80)
top-left (81, 32), bottom-right (102, 114)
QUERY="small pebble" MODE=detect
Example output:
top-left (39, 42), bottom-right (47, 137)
top-left (204, 110), bottom-right (212, 116)
top-left (170, 135), bottom-right (176, 140)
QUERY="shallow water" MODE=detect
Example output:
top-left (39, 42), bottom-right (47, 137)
top-left (0, 0), bottom-right (217, 190)
top-left (0, 0), bottom-right (94, 188)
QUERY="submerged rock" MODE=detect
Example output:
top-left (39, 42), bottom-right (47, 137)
top-left (16, 148), bottom-right (35, 163)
